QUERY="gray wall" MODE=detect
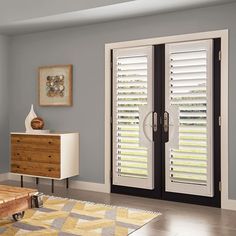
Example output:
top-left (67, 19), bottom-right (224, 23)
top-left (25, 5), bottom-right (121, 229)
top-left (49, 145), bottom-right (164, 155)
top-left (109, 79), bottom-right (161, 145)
top-left (8, 2), bottom-right (236, 198)
top-left (0, 35), bottom-right (9, 173)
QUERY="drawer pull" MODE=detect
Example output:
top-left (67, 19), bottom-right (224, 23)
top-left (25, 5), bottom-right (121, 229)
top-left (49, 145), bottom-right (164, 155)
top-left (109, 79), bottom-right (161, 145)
top-left (48, 141), bottom-right (52, 144)
top-left (17, 165), bottom-right (20, 168)
top-left (48, 169), bottom-right (52, 172)
top-left (17, 140), bottom-right (20, 143)
top-left (48, 155), bottom-right (52, 158)
top-left (17, 153), bottom-right (20, 156)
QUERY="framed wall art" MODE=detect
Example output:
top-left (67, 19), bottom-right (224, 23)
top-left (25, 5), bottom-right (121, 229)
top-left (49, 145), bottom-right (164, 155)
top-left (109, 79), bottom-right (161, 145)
top-left (38, 64), bottom-right (73, 106)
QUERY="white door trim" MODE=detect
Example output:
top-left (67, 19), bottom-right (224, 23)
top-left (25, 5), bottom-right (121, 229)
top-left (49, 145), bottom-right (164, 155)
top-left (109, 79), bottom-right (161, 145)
top-left (105, 29), bottom-right (233, 209)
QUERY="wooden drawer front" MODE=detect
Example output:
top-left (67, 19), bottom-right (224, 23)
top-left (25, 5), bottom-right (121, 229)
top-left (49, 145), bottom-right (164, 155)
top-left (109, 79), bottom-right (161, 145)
top-left (11, 161), bottom-right (60, 178)
top-left (12, 150), bottom-right (60, 164)
top-left (11, 135), bottom-right (60, 151)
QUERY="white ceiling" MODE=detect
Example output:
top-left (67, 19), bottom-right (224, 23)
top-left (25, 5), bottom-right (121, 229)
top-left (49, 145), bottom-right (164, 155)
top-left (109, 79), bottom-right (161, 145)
top-left (0, 0), bottom-right (132, 23)
top-left (0, 0), bottom-right (234, 35)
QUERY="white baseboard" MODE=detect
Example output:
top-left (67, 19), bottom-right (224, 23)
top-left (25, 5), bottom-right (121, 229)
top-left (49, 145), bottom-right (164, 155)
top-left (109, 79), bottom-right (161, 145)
top-left (69, 180), bottom-right (110, 193)
top-left (0, 172), bottom-right (9, 182)
top-left (222, 199), bottom-right (236, 211)
top-left (7, 173), bottom-right (110, 193)
top-left (3, 172), bottom-right (236, 210)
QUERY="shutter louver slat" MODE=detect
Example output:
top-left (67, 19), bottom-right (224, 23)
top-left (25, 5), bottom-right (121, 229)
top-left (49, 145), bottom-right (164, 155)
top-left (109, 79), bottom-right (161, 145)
top-left (170, 177), bottom-right (207, 185)
top-left (170, 65), bottom-right (207, 74)
top-left (171, 72), bottom-right (207, 80)
top-left (170, 79), bottom-right (206, 84)
top-left (171, 58), bottom-right (206, 67)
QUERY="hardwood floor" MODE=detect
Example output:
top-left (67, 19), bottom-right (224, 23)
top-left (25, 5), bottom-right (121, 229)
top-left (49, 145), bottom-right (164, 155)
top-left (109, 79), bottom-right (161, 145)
top-left (1, 180), bottom-right (236, 236)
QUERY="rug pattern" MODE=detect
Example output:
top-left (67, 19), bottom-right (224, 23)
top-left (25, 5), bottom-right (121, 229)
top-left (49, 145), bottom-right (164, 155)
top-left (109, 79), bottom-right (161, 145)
top-left (0, 196), bottom-right (160, 235)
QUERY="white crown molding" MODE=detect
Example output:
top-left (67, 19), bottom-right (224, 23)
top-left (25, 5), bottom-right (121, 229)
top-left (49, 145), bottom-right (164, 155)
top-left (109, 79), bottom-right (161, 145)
top-left (0, 0), bottom-right (234, 35)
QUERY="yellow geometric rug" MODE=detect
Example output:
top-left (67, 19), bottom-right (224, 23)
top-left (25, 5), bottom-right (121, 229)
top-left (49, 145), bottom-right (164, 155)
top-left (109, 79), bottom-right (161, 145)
top-left (0, 196), bottom-right (160, 235)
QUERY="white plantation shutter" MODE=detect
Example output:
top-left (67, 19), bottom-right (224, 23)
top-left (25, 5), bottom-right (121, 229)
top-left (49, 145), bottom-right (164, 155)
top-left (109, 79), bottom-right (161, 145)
top-left (165, 40), bottom-right (213, 196)
top-left (112, 46), bottom-right (154, 189)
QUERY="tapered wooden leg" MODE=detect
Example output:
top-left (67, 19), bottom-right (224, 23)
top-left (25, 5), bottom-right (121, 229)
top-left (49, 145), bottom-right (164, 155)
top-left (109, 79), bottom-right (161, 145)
top-left (66, 178), bottom-right (69, 189)
top-left (21, 176), bottom-right (23, 188)
top-left (51, 179), bottom-right (54, 193)
top-left (36, 178), bottom-right (39, 185)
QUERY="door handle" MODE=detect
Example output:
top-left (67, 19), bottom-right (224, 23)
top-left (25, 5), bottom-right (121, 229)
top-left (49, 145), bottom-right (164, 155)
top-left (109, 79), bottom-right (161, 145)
top-left (163, 111), bottom-right (169, 133)
top-left (153, 112), bottom-right (158, 132)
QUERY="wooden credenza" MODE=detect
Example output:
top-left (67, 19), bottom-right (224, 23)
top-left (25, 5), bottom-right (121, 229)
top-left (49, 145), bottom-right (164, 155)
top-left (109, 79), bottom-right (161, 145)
top-left (11, 132), bottom-right (79, 188)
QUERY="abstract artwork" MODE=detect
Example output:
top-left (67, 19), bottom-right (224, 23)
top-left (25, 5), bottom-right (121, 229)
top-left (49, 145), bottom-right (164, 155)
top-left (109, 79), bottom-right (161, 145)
top-left (46, 75), bottom-right (65, 97)
top-left (38, 65), bottom-right (72, 106)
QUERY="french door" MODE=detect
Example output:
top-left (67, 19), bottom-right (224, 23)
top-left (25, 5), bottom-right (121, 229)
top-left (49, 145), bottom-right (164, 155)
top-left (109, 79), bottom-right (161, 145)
top-left (112, 47), bottom-right (154, 190)
top-left (111, 38), bottom-right (221, 207)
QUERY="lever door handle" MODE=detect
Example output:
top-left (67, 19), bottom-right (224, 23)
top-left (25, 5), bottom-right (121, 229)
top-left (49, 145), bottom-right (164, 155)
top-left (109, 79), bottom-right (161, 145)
top-left (153, 112), bottom-right (158, 132)
top-left (163, 111), bottom-right (169, 133)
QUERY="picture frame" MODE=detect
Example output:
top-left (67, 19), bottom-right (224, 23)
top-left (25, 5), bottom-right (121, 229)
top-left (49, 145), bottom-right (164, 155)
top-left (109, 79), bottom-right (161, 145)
top-left (38, 64), bottom-right (73, 106)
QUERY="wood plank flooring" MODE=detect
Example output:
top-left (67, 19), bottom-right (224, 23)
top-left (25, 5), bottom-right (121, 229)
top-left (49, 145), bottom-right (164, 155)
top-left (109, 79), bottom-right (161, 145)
top-left (1, 180), bottom-right (236, 236)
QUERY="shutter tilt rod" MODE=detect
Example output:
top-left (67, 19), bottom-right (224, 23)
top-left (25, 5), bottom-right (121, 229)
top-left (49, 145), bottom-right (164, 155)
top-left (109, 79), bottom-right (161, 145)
top-left (163, 111), bottom-right (169, 133)
top-left (153, 112), bottom-right (158, 132)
